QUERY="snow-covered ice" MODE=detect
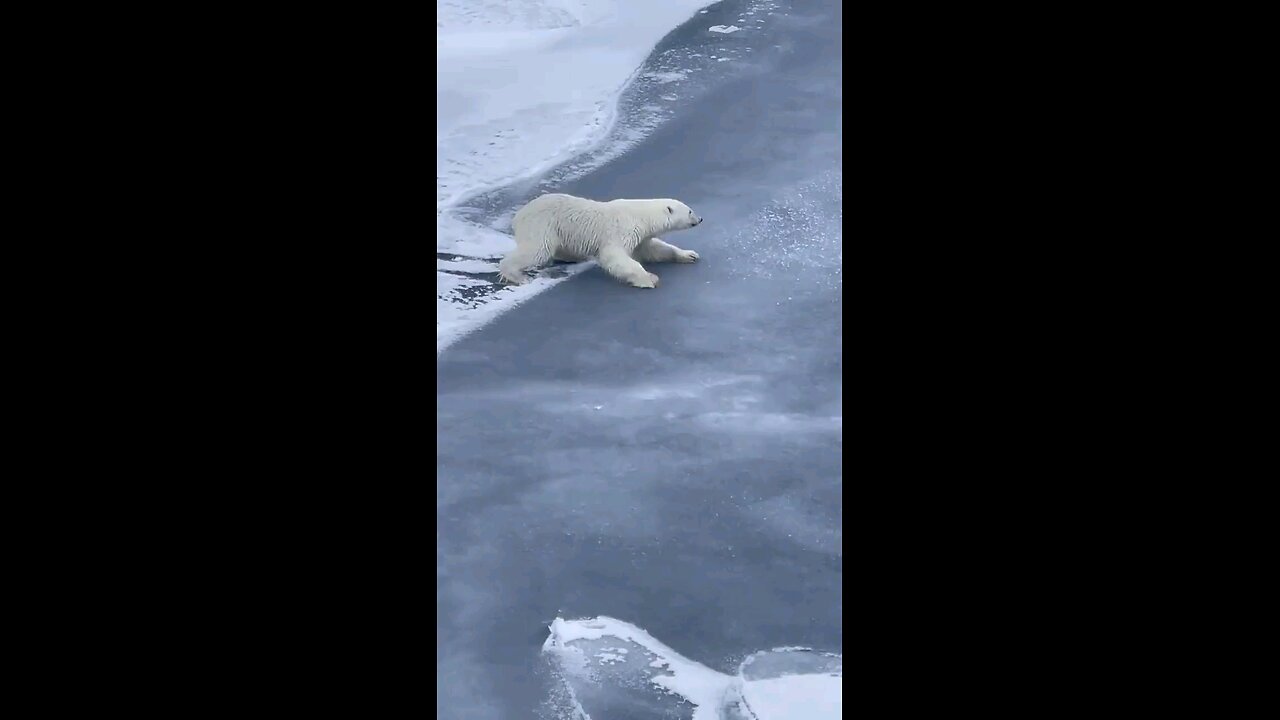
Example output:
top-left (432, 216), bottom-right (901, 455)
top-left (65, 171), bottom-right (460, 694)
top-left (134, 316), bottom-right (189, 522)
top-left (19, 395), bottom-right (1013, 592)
top-left (544, 616), bottom-right (842, 719)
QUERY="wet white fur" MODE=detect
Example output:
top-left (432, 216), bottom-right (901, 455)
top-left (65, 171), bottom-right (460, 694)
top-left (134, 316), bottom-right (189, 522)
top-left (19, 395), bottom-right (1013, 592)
top-left (498, 193), bottom-right (702, 288)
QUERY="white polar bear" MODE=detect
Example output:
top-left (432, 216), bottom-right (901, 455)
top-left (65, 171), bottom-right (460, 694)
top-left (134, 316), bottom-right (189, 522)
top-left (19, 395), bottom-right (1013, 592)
top-left (498, 193), bottom-right (703, 288)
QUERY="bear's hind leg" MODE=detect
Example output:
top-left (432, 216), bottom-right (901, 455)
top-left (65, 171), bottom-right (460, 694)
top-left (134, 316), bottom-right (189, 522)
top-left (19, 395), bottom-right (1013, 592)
top-left (498, 231), bottom-right (556, 285)
top-left (598, 245), bottom-right (658, 288)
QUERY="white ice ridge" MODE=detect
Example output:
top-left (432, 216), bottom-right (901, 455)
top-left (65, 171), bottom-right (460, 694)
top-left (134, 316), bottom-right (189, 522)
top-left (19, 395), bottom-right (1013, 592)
top-left (708, 24), bottom-right (742, 33)
top-left (543, 616), bottom-right (841, 720)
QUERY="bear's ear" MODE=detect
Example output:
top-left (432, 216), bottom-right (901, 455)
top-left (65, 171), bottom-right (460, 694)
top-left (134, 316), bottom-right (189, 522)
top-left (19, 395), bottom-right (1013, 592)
top-left (666, 206), bottom-right (672, 214)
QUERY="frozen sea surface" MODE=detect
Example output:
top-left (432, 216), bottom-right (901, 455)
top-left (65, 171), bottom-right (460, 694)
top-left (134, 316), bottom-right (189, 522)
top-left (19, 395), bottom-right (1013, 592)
top-left (437, 1), bottom-right (840, 718)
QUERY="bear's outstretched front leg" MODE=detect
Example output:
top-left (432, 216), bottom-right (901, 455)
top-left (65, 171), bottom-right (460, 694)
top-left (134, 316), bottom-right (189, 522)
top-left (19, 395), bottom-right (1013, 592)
top-left (598, 245), bottom-right (659, 288)
top-left (635, 237), bottom-right (699, 264)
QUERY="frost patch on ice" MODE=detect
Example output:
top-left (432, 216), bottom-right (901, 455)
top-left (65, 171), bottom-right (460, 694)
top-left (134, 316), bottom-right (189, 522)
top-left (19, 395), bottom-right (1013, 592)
top-left (643, 70), bottom-right (688, 83)
top-left (731, 170), bottom-right (843, 288)
top-left (709, 24), bottom-right (742, 33)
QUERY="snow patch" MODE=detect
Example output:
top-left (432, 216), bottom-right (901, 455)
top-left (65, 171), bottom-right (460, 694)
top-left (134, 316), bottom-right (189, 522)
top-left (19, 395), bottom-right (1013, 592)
top-left (438, 0), bottom-right (711, 209)
top-left (545, 616), bottom-right (735, 720)
top-left (741, 675), bottom-right (842, 719)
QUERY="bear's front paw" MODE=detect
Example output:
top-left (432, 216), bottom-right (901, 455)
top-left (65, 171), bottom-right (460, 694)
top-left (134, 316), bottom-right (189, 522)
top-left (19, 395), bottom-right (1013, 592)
top-left (675, 249), bottom-right (700, 263)
top-left (629, 272), bottom-right (660, 289)
top-left (498, 270), bottom-right (528, 285)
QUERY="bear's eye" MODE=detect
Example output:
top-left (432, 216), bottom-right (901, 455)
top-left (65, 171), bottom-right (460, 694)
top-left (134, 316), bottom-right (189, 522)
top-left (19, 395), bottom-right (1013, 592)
top-left (667, 206), bottom-right (672, 213)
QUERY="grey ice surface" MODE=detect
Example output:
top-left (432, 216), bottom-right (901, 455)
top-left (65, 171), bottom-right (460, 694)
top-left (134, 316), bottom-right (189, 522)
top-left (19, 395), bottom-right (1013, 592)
top-left (437, 1), bottom-right (841, 717)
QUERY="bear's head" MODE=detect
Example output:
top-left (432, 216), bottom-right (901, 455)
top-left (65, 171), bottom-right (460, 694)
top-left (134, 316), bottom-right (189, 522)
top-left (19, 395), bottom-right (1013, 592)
top-left (662, 200), bottom-right (702, 231)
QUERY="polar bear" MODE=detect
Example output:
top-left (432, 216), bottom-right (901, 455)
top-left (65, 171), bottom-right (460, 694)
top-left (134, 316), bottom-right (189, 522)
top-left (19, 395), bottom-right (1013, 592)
top-left (498, 193), bottom-right (703, 288)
